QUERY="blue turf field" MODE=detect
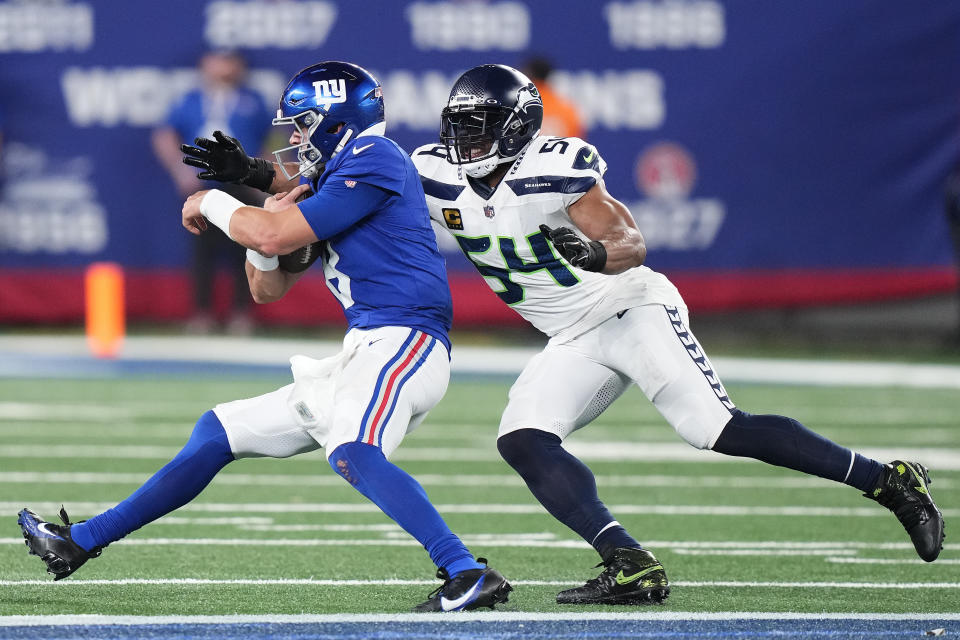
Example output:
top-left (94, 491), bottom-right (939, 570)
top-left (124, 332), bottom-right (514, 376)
top-left (2, 614), bottom-right (958, 640)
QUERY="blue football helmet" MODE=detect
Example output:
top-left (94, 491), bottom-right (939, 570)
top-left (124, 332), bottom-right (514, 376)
top-left (272, 61), bottom-right (386, 180)
top-left (440, 64), bottom-right (543, 178)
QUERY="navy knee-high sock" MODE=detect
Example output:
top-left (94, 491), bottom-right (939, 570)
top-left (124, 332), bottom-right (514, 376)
top-left (712, 409), bottom-right (884, 491)
top-left (498, 429), bottom-right (640, 562)
top-left (329, 441), bottom-right (481, 578)
top-left (71, 410), bottom-right (235, 552)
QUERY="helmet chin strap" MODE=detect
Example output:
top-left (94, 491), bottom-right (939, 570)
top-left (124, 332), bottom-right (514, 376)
top-left (301, 162), bottom-right (321, 180)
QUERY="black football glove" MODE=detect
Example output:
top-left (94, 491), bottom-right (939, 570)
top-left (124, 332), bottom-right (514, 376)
top-left (181, 130), bottom-right (275, 192)
top-left (539, 224), bottom-right (607, 272)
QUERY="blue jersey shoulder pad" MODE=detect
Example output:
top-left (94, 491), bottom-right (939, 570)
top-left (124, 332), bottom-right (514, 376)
top-left (330, 136), bottom-right (407, 195)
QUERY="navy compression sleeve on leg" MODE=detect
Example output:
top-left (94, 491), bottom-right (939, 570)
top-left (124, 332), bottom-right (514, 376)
top-left (70, 410), bottom-right (235, 551)
top-left (712, 409), bottom-right (884, 492)
top-left (498, 428), bottom-right (640, 562)
top-left (329, 441), bottom-right (482, 578)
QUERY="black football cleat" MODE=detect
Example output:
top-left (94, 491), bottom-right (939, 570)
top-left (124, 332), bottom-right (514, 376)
top-left (412, 558), bottom-right (512, 612)
top-left (17, 507), bottom-right (102, 580)
top-left (557, 547), bottom-right (669, 605)
top-left (864, 460), bottom-right (945, 562)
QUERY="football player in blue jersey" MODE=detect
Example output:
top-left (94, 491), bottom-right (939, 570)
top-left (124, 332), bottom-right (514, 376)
top-left (17, 61), bottom-right (511, 613)
top-left (410, 64), bottom-right (944, 606)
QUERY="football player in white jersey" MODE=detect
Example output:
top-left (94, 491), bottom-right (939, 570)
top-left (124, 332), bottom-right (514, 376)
top-left (412, 64), bottom-right (945, 606)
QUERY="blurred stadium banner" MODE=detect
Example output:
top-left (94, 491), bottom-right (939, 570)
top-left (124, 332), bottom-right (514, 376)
top-left (0, 0), bottom-right (958, 324)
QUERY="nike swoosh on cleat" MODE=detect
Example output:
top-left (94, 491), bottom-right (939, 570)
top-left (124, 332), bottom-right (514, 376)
top-left (36, 522), bottom-right (64, 539)
top-left (352, 143), bottom-right (375, 155)
top-left (615, 564), bottom-right (662, 586)
top-left (440, 578), bottom-right (483, 611)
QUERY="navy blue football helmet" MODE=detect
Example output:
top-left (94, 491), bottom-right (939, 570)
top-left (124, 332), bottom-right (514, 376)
top-left (440, 64), bottom-right (543, 178)
top-left (272, 61), bottom-right (385, 179)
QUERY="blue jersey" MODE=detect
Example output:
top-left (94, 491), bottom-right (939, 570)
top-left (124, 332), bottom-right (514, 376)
top-left (297, 135), bottom-right (452, 351)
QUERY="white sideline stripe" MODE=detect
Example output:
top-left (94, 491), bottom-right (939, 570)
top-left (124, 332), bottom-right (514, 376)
top-left (0, 579), bottom-right (957, 590)
top-left (2, 611), bottom-right (960, 627)
top-left (0, 471), bottom-right (953, 490)
top-left (5, 334), bottom-right (960, 389)
top-left (4, 443), bottom-right (960, 469)
top-left (4, 502), bottom-right (960, 518)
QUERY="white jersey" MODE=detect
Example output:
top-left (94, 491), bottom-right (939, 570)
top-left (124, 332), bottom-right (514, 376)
top-left (412, 136), bottom-right (684, 342)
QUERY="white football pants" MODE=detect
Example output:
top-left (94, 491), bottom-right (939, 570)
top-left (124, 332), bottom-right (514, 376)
top-left (214, 326), bottom-right (449, 460)
top-left (499, 304), bottom-right (735, 449)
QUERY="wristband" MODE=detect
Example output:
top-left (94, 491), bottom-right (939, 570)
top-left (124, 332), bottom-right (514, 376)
top-left (243, 157), bottom-right (276, 192)
top-left (584, 241), bottom-right (607, 272)
top-left (246, 248), bottom-right (280, 272)
top-left (199, 189), bottom-right (244, 240)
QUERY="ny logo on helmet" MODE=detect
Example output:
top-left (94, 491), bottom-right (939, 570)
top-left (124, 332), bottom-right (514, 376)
top-left (313, 79), bottom-right (347, 105)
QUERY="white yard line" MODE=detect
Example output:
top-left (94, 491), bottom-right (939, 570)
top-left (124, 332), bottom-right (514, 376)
top-left (672, 549), bottom-right (859, 556)
top-left (825, 557), bottom-right (960, 565)
top-left (1, 535), bottom-right (958, 552)
top-left (3, 443), bottom-right (960, 469)
top-left (3, 405), bottom-right (958, 427)
top-left (3, 534), bottom-right (950, 552)
top-left (4, 501), bottom-right (960, 518)
top-left (0, 402), bottom-right (135, 420)
top-left (4, 471), bottom-right (951, 490)
top-left (3, 501), bottom-right (959, 518)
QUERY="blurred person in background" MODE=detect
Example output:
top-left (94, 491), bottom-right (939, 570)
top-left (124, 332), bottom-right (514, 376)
top-left (522, 55), bottom-right (584, 139)
top-left (152, 49), bottom-right (272, 335)
top-left (0, 103), bottom-right (5, 191)
top-left (946, 165), bottom-right (960, 346)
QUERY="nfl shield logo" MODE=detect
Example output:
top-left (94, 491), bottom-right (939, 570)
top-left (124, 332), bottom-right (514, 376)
top-left (483, 205), bottom-right (496, 218)
top-left (344, 180), bottom-right (357, 188)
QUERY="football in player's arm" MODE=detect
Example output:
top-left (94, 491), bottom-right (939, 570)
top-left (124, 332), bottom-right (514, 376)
top-left (411, 64), bottom-right (945, 607)
top-left (182, 182), bottom-right (313, 302)
top-left (180, 130), bottom-right (319, 300)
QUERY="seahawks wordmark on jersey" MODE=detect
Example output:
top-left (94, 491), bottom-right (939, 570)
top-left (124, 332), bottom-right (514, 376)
top-left (412, 136), bottom-right (684, 342)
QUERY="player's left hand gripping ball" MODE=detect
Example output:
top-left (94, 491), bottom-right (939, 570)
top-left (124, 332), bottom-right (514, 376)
top-left (539, 224), bottom-right (607, 272)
